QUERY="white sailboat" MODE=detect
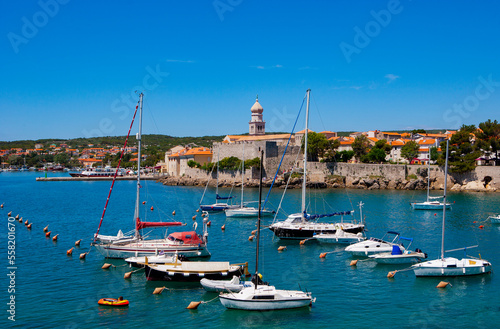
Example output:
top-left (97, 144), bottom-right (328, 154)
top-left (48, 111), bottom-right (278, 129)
top-left (313, 202), bottom-right (366, 244)
top-left (411, 159), bottom-right (451, 210)
top-left (219, 148), bottom-right (314, 311)
top-left (412, 140), bottom-right (492, 277)
top-left (92, 93), bottom-right (210, 259)
top-left (225, 143), bottom-right (274, 218)
top-left (269, 89), bottom-right (364, 239)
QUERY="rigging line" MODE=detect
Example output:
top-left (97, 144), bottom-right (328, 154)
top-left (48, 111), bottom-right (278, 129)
top-left (199, 164), bottom-right (216, 205)
top-left (311, 94), bottom-right (328, 133)
top-left (92, 100), bottom-right (140, 245)
top-left (262, 93), bottom-right (307, 209)
top-left (144, 97), bottom-right (162, 135)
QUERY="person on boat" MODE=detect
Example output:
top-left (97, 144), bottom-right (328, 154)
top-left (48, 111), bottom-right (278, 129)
top-left (118, 296), bottom-right (123, 301)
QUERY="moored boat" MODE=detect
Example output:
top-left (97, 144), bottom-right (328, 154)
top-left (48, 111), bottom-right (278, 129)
top-left (144, 260), bottom-right (245, 282)
top-left (345, 231), bottom-right (403, 257)
top-left (200, 276), bottom-right (249, 293)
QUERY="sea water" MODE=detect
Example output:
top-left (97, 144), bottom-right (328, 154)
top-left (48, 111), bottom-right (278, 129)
top-left (0, 171), bottom-right (499, 328)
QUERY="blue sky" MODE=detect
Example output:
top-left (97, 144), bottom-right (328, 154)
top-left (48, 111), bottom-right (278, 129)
top-left (1, 1), bottom-right (499, 141)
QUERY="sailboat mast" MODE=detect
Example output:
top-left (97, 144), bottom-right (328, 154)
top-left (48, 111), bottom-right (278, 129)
top-left (426, 157), bottom-right (430, 202)
top-left (134, 92), bottom-right (143, 235)
top-left (255, 150), bottom-right (264, 285)
top-left (301, 89), bottom-right (311, 218)
top-left (216, 146), bottom-right (220, 197)
top-left (440, 139), bottom-right (449, 261)
top-left (241, 143), bottom-right (245, 207)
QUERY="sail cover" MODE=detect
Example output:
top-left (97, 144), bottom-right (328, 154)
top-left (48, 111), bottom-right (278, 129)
top-left (304, 210), bottom-right (352, 220)
top-left (216, 194), bottom-right (234, 200)
top-left (136, 218), bottom-right (183, 230)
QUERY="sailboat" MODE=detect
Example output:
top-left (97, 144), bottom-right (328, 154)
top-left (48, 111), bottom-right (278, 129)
top-left (411, 158), bottom-right (451, 210)
top-left (199, 146), bottom-right (239, 212)
top-left (225, 143), bottom-right (275, 218)
top-left (91, 93), bottom-right (210, 259)
top-left (219, 149), bottom-right (314, 310)
top-left (269, 89), bottom-right (364, 239)
top-left (411, 140), bottom-right (492, 277)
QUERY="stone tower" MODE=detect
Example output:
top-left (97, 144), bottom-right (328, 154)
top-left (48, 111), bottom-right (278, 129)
top-left (249, 95), bottom-right (265, 136)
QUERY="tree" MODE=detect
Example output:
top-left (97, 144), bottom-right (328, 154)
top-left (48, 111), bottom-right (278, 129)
top-left (187, 160), bottom-right (200, 168)
top-left (305, 132), bottom-right (329, 161)
top-left (476, 119), bottom-right (500, 163)
top-left (430, 146), bottom-right (439, 161)
top-left (321, 139), bottom-right (340, 162)
top-left (401, 141), bottom-right (420, 163)
top-left (352, 135), bottom-right (370, 162)
top-left (438, 124), bottom-right (481, 173)
top-left (335, 150), bottom-right (355, 162)
top-left (366, 139), bottom-right (391, 163)
top-left (54, 153), bottom-right (70, 165)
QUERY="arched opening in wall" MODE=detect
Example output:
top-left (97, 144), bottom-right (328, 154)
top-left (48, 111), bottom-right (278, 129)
top-left (483, 176), bottom-right (492, 188)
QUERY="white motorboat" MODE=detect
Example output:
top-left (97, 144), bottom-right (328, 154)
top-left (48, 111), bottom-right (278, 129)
top-left (314, 227), bottom-right (366, 244)
top-left (125, 252), bottom-right (189, 268)
top-left (369, 238), bottom-right (426, 264)
top-left (219, 142), bottom-right (314, 311)
top-left (412, 140), bottom-right (492, 277)
top-left (488, 214), bottom-right (500, 224)
top-left (200, 276), bottom-right (249, 293)
top-left (91, 93), bottom-right (210, 259)
top-left (345, 231), bottom-right (403, 256)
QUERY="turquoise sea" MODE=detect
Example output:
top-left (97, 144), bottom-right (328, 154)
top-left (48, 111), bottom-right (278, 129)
top-left (1, 171), bottom-right (499, 328)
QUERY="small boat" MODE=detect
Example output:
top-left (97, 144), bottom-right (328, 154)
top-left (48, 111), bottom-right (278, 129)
top-left (125, 252), bottom-right (190, 268)
top-left (369, 238), bottom-right (427, 264)
top-left (225, 203), bottom-right (275, 218)
top-left (345, 231), bottom-right (403, 256)
top-left (97, 298), bottom-right (129, 307)
top-left (313, 227), bottom-right (366, 244)
top-left (70, 166), bottom-right (125, 177)
top-left (411, 160), bottom-right (451, 210)
top-left (200, 275), bottom-right (249, 293)
top-left (144, 259), bottom-right (246, 282)
top-left (219, 96), bottom-right (314, 311)
top-left (412, 140), bottom-right (492, 277)
top-left (488, 214), bottom-right (500, 224)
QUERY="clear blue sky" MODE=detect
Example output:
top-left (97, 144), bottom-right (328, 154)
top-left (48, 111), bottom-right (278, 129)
top-left (1, 1), bottom-right (499, 141)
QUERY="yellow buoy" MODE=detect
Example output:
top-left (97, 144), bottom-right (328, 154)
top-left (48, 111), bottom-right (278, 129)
top-left (102, 263), bottom-right (112, 269)
top-left (43, 225), bottom-right (49, 232)
top-left (277, 246), bottom-right (287, 251)
top-left (387, 271), bottom-right (396, 278)
top-left (186, 301), bottom-right (202, 309)
top-left (79, 253), bottom-right (86, 260)
top-left (350, 260), bottom-right (358, 266)
top-left (153, 286), bottom-right (165, 295)
top-left (124, 272), bottom-right (132, 279)
top-left (75, 239), bottom-right (81, 246)
top-left (67, 248), bottom-right (74, 256)
top-left (319, 253), bottom-right (327, 258)
top-left (52, 234), bottom-right (59, 241)
top-left (248, 235), bottom-right (254, 241)
top-left (45, 231), bottom-right (51, 238)
top-left (436, 281), bottom-right (450, 288)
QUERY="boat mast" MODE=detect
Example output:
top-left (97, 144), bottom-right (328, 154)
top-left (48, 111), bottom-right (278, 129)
top-left (301, 89), bottom-right (311, 220)
top-left (216, 146), bottom-right (220, 197)
top-left (255, 150), bottom-right (264, 287)
top-left (426, 157), bottom-right (431, 202)
top-left (134, 92), bottom-right (143, 237)
top-left (241, 143), bottom-right (245, 208)
top-left (440, 139), bottom-right (449, 261)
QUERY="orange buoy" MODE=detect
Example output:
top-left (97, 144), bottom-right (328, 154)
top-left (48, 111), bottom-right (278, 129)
top-left (436, 281), bottom-right (450, 288)
top-left (124, 271), bottom-right (132, 279)
top-left (7, 211), bottom-right (12, 216)
top-left (142, 201), bottom-right (146, 204)
top-left (221, 224), bottom-right (225, 231)
top-left (24, 220), bottom-right (28, 225)
top-left (434, 213), bottom-right (437, 216)
top-left (319, 253), bottom-right (327, 258)
top-left (150, 206), bottom-right (154, 211)
top-left (45, 231), bottom-right (51, 238)
top-left (387, 271), bottom-right (396, 278)
top-left (479, 225), bottom-right (484, 229)
top-left (350, 260), bottom-right (358, 266)
top-left (186, 301), bottom-right (202, 309)
top-left (43, 225), bottom-right (49, 232)
top-left (277, 246), bottom-right (286, 251)
top-left (67, 248), bottom-right (74, 256)
top-left (75, 239), bottom-right (81, 246)
top-left (201, 213), bottom-right (205, 217)
top-left (473, 221), bottom-right (477, 223)
top-left (192, 215), bottom-right (196, 220)
top-left (153, 287), bottom-right (165, 295)
top-left (102, 263), bottom-right (112, 269)
top-left (52, 234), bottom-right (58, 241)
top-left (79, 253), bottom-right (86, 260)
top-left (299, 239), bottom-right (306, 245)
top-left (172, 210), bottom-right (176, 216)
top-left (27, 223), bottom-right (32, 229)
top-left (0, 204), bottom-right (3, 208)
top-left (196, 209), bottom-right (199, 212)
top-left (207, 221), bottom-right (211, 226)
top-left (251, 230), bottom-right (257, 235)
top-left (18, 217), bottom-right (23, 222)
top-left (15, 214), bottom-right (19, 220)
top-left (248, 235), bottom-right (254, 241)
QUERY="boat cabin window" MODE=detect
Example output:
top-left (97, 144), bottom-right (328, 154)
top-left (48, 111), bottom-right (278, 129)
top-left (252, 295), bottom-right (275, 300)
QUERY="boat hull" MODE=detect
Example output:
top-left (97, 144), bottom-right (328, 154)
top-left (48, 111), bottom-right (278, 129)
top-left (219, 295), bottom-right (311, 311)
top-left (412, 202), bottom-right (451, 210)
top-left (93, 241), bottom-right (210, 259)
top-left (370, 252), bottom-right (426, 264)
top-left (225, 208), bottom-right (275, 218)
top-left (200, 204), bottom-right (239, 212)
top-left (412, 258), bottom-right (492, 277)
top-left (145, 264), bottom-right (244, 282)
top-left (269, 224), bottom-right (364, 240)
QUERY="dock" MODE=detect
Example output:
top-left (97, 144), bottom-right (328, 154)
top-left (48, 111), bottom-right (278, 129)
top-left (36, 175), bottom-right (162, 182)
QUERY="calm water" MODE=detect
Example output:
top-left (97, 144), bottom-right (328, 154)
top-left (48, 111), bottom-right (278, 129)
top-left (1, 172), bottom-right (499, 328)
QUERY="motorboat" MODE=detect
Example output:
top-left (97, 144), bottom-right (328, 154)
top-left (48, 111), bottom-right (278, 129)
top-left (488, 214), bottom-right (500, 224)
top-left (369, 238), bottom-right (426, 264)
top-left (313, 226), bottom-right (366, 244)
top-left (345, 231), bottom-right (402, 256)
top-left (200, 276), bottom-right (249, 293)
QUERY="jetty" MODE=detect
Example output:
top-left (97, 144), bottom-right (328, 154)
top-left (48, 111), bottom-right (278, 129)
top-left (36, 175), bottom-right (161, 182)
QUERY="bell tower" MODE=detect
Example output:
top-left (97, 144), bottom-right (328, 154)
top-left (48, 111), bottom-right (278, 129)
top-left (249, 95), bottom-right (265, 136)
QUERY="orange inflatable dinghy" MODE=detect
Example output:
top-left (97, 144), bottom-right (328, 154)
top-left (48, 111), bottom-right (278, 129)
top-left (98, 298), bottom-right (129, 307)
